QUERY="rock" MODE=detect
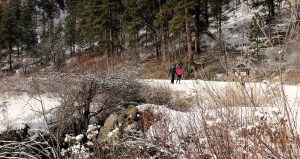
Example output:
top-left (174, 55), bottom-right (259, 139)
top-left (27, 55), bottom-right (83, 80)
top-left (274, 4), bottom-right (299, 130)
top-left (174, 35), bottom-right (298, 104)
top-left (118, 105), bottom-right (138, 126)
top-left (99, 114), bottom-right (118, 140)
top-left (98, 105), bottom-right (142, 143)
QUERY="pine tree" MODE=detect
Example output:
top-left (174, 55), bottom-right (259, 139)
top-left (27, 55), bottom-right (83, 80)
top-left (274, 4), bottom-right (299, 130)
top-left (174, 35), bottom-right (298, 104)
top-left (80, 0), bottom-right (98, 45)
top-left (249, 14), bottom-right (264, 59)
top-left (100, 0), bottom-right (124, 65)
top-left (65, 14), bottom-right (77, 55)
top-left (37, 0), bottom-right (56, 38)
top-left (19, 0), bottom-right (38, 52)
top-left (253, 0), bottom-right (276, 17)
top-left (170, 0), bottom-right (196, 64)
top-left (155, 0), bottom-right (172, 61)
top-left (0, 4), bottom-right (19, 71)
top-left (193, 0), bottom-right (210, 53)
top-left (211, 0), bottom-right (228, 66)
top-left (65, 0), bottom-right (80, 56)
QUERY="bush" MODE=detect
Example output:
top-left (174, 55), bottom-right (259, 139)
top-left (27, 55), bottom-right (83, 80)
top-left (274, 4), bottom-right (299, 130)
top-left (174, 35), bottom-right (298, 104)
top-left (50, 64), bottom-right (143, 144)
top-left (140, 85), bottom-right (172, 105)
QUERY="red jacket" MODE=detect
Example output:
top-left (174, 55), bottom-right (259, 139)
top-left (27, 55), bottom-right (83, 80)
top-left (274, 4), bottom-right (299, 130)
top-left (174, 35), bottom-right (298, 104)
top-left (176, 67), bottom-right (183, 76)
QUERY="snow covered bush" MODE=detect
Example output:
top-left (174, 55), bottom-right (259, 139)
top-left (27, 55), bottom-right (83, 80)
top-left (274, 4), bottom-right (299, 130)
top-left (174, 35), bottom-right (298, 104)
top-left (61, 125), bottom-right (99, 159)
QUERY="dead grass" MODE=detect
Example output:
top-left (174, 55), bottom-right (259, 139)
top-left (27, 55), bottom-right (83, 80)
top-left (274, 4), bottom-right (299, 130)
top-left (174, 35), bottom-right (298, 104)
top-left (65, 53), bottom-right (140, 74)
top-left (140, 108), bottom-right (162, 132)
top-left (197, 63), bottom-right (226, 80)
top-left (202, 80), bottom-right (281, 108)
top-left (170, 91), bottom-right (197, 111)
top-left (141, 60), bottom-right (171, 79)
top-left (65, 53), bottom-right (108, 73)
top-left (283, 69), bottom-right (300, 84)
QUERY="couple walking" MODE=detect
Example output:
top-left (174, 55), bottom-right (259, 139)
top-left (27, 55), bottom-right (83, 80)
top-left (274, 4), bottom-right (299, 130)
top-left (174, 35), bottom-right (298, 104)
top-left (169, 64), bottom-right (183, 84)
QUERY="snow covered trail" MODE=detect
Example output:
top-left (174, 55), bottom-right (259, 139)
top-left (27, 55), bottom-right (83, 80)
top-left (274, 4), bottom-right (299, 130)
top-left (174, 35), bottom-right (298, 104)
top-left (142, 79), bottom-right (202, 95)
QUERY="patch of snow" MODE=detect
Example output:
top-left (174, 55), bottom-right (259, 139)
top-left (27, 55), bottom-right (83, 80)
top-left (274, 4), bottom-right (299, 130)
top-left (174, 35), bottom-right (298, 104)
top-left (107, 127), bottom-right (119, 138)
top-left (76, 134), bottom-right (85, 142)
top-left (0, 94), bottom-right (60, 133)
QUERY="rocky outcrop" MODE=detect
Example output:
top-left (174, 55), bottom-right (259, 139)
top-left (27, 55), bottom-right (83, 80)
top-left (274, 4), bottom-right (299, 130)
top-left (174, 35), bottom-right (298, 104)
top-left (98, 105), bottom-right (142, 143)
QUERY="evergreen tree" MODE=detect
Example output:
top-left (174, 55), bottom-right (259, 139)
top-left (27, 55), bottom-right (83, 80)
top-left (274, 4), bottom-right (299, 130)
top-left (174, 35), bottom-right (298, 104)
top-left (77, 0), bottom-right (101, 47)
top-left (123, 0), bottom-right (160, 59)
top-left (65, 14), bottom-right (77, 55)
top-left (0, 4), bottom-right (19, 71)
top-left (249, 14), bottom-right (264, 59)
top-left (193, 0), bottom-right (210, 53)
top-left (99, 0), bottom-right (124, 58)
top-left (155, 0), bottom-right (172, 61)
top-left (253, 0), bottom-right (276, 17)
top-left (211, 0), bottom-right (224, 43)
top-left (37, 0), bottom-right (56, 38)
top-left (19, 0), bottom-right (38, 52)
top-left (170, 0), bottom-right (196, 64)
top-left (211, 0), bottom-right (228, 66)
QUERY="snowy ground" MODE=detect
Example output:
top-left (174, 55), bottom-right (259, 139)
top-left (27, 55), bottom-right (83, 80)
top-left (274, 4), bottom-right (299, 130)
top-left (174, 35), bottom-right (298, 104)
top-left (0, 79), bottom-right (299, 139)
top-left (140, 79), bottom-right (300, 140)
top-left (0, 94), bottom-right (60, 134)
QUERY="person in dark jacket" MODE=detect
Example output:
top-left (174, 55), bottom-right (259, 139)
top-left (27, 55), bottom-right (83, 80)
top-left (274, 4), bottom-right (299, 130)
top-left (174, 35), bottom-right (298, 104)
top-left (169, 64), bottom-right (176, 84)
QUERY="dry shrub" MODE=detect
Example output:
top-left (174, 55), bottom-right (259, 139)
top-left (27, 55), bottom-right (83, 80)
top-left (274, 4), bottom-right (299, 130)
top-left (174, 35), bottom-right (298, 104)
top-left (141, 105), bottom-right (300, 158)
top-left (234, 112), bottom-right (299, 158)
top-left (66, 53), bottom-right (140, 74)
top-left (140, 84), bottom-right (195, 111)
top-left (213, 84), bottom-right (259, 107)
top-left (203, 81), bottom-right (281, 108)
top-left (141, 85), bottom-right (172, 105)
top-left (66, 53), bottom-right (108, 73)
top-left (170, 92), bottom-right (196, 111)
top-left (52, 66), bottom-right (142, 135)
top-left (283, 69), bottom-right (300, 84)
top-left (140, 108), bottom-right (162, 132)
top-left (141, 60), bottom-right (171, 79)
top-left (197, 63), bottom-right (225, 80)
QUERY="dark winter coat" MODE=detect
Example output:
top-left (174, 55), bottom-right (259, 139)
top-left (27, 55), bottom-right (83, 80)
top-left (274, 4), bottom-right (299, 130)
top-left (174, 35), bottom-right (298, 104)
top-left (169, 66), bottom-right (176, 75)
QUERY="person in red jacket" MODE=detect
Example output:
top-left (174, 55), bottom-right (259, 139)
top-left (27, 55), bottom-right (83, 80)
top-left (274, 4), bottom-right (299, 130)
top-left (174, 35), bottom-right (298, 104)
top-left (175, 64), bottom-right (183, 84)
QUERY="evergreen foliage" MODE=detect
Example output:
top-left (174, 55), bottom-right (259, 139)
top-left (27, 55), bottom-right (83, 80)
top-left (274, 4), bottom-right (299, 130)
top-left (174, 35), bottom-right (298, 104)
top-left (249, 14), bottom-right (264, 58)
top-left (0, 0), bottom-right (289, 71)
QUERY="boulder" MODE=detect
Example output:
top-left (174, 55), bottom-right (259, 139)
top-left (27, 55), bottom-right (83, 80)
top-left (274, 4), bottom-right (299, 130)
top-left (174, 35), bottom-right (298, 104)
top-left (98, 114), bottom-right (118, 140)
top-left (98, 105), bottom-right (142, 143)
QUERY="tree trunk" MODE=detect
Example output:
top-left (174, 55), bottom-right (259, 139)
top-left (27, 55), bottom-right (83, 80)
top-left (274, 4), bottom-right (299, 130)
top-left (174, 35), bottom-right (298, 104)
top-left (195, 2), bottom-right (200, 54)
top-left (159, 0), bottom-right (166, 61)
top-left (105, 31), bottom-right (110, 67)
top-left (268, 0), bottom-right (275, 17)
top-left (109, 29), bottom-right (114, 67)
top-left (155, 36), bottom-right (160, 61)
top-left (185, 2), bottom-right (193, 65)
top-left (218, 0), bottom-right (227, 67)
top-left (9, 44), bottom-right (13, 71)
top-left (204, 0), bottom-right (209, 26)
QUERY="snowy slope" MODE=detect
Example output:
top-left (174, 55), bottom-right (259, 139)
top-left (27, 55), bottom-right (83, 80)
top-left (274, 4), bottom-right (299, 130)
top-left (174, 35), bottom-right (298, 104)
top-left (204, 3), bottom-right (257, 51)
